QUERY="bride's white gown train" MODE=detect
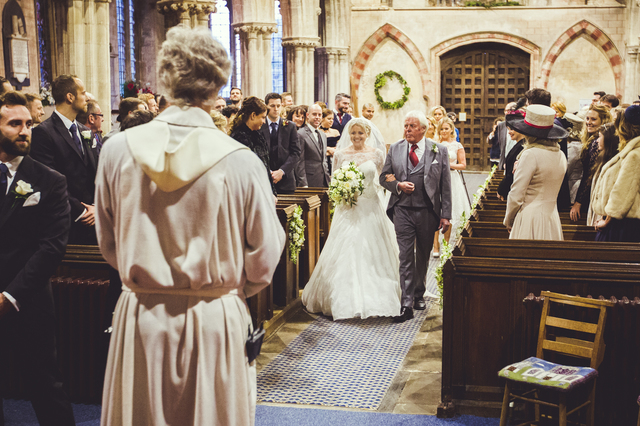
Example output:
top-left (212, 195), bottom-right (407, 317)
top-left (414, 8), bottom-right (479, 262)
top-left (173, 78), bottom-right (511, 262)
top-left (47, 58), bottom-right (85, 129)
top-left (302, 149), bottom-right (402, 320)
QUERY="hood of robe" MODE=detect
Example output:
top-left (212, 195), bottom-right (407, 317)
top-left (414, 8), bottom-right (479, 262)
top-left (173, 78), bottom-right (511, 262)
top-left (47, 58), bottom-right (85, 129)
top-left (125, 105), bottom-right (247, 192)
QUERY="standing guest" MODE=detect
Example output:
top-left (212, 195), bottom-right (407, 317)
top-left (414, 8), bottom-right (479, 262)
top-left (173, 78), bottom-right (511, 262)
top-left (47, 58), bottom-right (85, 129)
top-left (497, 102), bottom-right (517, 170)
top-left (525, 88), bottom-right (551, 107)
top-left (503, 105), bottom-right (568, 240)
top-left (299, 103), bottom-right (330, 187)
top-left (76, 99), bottom-right (105, 155)
top-left (96, 27), bottom-right (284, 426)
top-left (30, 74), bottom-right (98, 245)
top-left (229, 86), bottom-right (242, 108)
top-left (229, 96), bottom-right (275, 195)
top-left (551, 101), bottom-right (569, 129)
top-left (214, 96), bottom-right (227, 111)
top-left (0, 77), bottom-right (12, 94)
top-left (288, 106), bottom-right (308, 187)
top-left (331, 93), bottom-right (352, 137)
top-left (281, 92), bottom-right (293, 107)
top-left (260, 92), bottom-right (301, 194)
top-left (446, 111), bottom-right (460, 142)
top-left (0, 91), bottom-right (75, 426)
top-left (347, 104), bottom-right (354, 115)
top-left (138, 93), bottom-right (159, 115)
top-left (119, 109), bottom-right (155, 131)
top-left (316, 101), bottom-right (327, 109)
top-left (564, 112), bottom-right (585, 204)
top-left (287, 105), bottom-right (307, 129)
top-left (426, 116), bottom-right (438, 140)
top-left (587, 123), bottom-right (619, 225)
top-left (488, 117), bottom-right (504, 166)
top-left (497, 118), bottom-right (526, 200)
top-left (600, 94), bottom-right (620, 109)
top-left (592, 91), bottom-right (606, 105)
top-left (591, 105), bottom-right (640, 242)
top-left (429, 105), bottom-right (446, 124)
top-left (25, 93), bottom-right (45, 125)
top-left (221, 105), bottom-right (238, 134)
top-left (321, 108), bottom-right (340, 165)
top-left (570, 104), bottom-right (612, 223)
top-left (432, 117), bottom-right (469, 257)
top-left (362, 103), bottom-right (375, 120)
top-left (103, 97), bottom-right (147, 143)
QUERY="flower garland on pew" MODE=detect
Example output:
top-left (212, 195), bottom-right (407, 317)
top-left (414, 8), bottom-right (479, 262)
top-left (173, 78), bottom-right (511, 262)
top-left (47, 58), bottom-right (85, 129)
top-left (374, 71), bottom-right (411, 110)
top-left (434, 165), bottom-right (497, 308)
top-left (288, 206), bottom-right (305, 265)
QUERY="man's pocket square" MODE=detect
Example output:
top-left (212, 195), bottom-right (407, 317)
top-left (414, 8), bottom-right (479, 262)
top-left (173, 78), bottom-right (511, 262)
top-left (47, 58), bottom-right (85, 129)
top-left (431, 160), bottom-right (438, 164)
top-left (23, 192), bottom-right (41, 207)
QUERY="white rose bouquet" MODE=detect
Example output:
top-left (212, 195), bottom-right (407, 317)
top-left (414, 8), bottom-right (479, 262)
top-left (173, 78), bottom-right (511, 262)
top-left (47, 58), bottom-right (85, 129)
top-left (328, 161), bottom-right (365, 207)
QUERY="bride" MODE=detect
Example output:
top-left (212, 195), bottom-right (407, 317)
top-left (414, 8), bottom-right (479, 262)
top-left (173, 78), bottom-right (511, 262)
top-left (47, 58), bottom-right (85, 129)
top-left (302, 118), bottom-right (401, 320)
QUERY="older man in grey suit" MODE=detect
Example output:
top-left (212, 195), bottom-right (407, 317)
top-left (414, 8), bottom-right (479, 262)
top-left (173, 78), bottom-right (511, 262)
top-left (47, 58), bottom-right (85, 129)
top-left (298, 104), bottom-right (330, 187)
top-left (380, 111), bottom-right (452, 323)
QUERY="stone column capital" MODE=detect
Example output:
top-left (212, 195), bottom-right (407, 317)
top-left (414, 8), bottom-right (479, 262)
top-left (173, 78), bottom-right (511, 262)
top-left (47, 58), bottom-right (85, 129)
top-left (316, 46), bottom-right (349, 57)
top-left (281, 37), bottom-right (320, 48)
top-left (232, 23), bottom-right (278, 36)
top-left (156, 0), bottom-right (216, 17)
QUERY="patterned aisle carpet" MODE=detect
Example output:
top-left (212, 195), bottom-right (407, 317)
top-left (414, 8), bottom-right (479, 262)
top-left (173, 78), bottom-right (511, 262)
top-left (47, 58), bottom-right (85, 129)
top-left (257, 304), bottom-right (431, 410)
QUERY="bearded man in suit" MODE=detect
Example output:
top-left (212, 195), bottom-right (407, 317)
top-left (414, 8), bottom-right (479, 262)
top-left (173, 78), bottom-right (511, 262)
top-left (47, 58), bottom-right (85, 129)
top-left (0, 91), bottom-right (75, 426)
top-left (30, 74), bottom-right (98, 245)
top-left (331, 93), bottom-right (352, 137)
top-left (380, 111), bottom-right (452, 323)
top-left (261, 92), bottom-right (301, 194)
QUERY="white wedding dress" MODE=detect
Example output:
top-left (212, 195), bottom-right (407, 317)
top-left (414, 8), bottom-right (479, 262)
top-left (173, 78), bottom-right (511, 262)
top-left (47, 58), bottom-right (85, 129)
top-left (439, 140), bottom-right (471, 242)
top-left (301, 148), bottom-right (402, 320)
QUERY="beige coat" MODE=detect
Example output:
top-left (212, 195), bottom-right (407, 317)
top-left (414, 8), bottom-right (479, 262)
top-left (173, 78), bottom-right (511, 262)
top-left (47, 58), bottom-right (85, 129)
top-left (504, 146), bottom-right (567, 240)
top-left (95, 106), bottom-right (285, 426)
top-left (591, 135), bottom-right (640, 220)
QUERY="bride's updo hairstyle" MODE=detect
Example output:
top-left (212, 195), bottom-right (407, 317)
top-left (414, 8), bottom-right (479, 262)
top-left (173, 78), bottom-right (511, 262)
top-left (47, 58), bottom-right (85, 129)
top-left (158, 27), bottom-right (231, 108)
top-left (348, 118), bottom-right (372, 138)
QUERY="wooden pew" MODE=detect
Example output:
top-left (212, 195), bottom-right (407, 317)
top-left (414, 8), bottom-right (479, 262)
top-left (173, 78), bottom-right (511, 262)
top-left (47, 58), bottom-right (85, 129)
top-left (460, 220), bottom-right (597, 241)
top-left (277, 194), bottom-right (321, 288)
top-left (295, 187), bottom-right (331, 249)
top-left (470, 208), bottom-right (587, 226)
top-left (272, 203), bottom-right (300, 308)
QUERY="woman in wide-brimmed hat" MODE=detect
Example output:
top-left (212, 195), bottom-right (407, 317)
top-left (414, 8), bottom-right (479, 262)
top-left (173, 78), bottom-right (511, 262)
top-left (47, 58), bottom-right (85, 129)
top-left (503, 104), bottom-right (568, 240)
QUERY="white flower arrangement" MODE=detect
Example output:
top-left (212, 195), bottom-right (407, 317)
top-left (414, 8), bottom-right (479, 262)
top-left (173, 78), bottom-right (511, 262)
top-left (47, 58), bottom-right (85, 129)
top-left (39, 84), bottom-right (55, 106)
top-left (328, 161), bottom-right (366, 208)
top-left (288, 206), bottom-right (305, 265)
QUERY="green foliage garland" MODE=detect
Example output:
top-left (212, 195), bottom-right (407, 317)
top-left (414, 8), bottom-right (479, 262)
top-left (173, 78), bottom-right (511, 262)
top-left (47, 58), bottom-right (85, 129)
top-left (374, 71), bottom-right (411, 110)
top-left (288, 206), bottom-right (305, 265)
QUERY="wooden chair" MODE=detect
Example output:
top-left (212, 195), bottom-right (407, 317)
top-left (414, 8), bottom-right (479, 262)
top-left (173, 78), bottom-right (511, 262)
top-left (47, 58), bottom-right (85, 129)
top-left (498, 291), bottom-right (615, 426)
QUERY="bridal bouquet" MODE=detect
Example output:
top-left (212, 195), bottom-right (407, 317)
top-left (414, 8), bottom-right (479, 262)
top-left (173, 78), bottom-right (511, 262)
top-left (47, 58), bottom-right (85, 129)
top-left (329, 162), bottom-right (366, 207)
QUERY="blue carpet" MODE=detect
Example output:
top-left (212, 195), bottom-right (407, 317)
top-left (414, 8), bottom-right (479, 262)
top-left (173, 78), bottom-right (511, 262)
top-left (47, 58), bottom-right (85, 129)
top-left (3, 399), bottom-right (101, 425)
top-left (257, 307), bottom-right (431, 410)
top-left (255, 405), bottom-right (499, 425)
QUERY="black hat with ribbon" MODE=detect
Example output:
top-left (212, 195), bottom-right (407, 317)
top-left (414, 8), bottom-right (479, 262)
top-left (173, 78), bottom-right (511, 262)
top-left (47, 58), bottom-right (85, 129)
top-left (505, 104), bottom-right (568, 140)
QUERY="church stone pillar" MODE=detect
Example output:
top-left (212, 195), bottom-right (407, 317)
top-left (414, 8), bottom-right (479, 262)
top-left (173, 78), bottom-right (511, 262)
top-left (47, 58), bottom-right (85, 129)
top-left (157, 0), bottom-right (217, 29)
top-left (626, 47), bottom-right (639, 103)
top-left (282, 38), bottom-right (318, 105)
top-left (233, 23), bottom-right (277, 97)
top-left (316, 47), bottom-right (348, 104)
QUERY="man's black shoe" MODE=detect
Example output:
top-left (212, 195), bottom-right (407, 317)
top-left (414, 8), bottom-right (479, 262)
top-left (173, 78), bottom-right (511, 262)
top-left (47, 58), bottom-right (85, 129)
top-left (413, 297), bottom-right (427, 310)
top-left (394, 307), bottom-right (414, 323)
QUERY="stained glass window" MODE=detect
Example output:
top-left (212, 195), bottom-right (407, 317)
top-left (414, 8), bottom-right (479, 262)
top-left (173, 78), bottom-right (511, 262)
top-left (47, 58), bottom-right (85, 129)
top-left (116, 0), bottom-right (126, 93)
top-left (128, 0), bottom-right (136, 80)
top-left (35, 0), bottom-right (51, 87)
top-left (271, 1), bottom-right (283, 93)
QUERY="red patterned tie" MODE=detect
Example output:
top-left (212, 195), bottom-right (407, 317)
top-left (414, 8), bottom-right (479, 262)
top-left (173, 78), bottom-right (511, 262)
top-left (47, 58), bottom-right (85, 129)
top-left (409, 144), bottom-right (419, 167)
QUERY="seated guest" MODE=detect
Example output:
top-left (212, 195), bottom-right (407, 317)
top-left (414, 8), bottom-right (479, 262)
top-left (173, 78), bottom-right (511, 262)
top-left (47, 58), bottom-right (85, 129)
top-left (25, 93), bottom-right (45, 125)
top-left (138, 93), bottom-right (159, 115)
top-left (362, 103), bottom-right (375, 120)
top-left (592, 105), bottom-right (640, 242)
top-left (103, 97), bottom-right (147, 142)
top-left (120, 109), bottom-right (155, 131)
top-left (564, 112), bottom-right (585, 204)
top-left (299, 104), bottom-right (330, 187)
top-left (229, 96), bottom-right (275, 195)
top-left (503, 105), bottom-right (568, 240)
top-left (497, 116), bottom-right (526, 200)
top-left (600, 94), bottom-right (620, 109)
top-left (76, 99), bottom-right (105, 155)
top-left (570, 104), bottom-right (612, 223)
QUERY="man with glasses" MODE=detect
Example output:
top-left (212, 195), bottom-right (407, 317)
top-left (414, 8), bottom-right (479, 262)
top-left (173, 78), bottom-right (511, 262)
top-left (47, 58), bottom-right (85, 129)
top-left (76, 100), bottom-right (104, 156)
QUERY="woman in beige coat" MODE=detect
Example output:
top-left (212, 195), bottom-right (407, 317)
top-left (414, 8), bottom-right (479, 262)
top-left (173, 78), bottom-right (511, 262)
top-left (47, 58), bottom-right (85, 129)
top-left (503, 105), bottom-right (568, 240)
top-left (591, 105), bottom-right (640, 242)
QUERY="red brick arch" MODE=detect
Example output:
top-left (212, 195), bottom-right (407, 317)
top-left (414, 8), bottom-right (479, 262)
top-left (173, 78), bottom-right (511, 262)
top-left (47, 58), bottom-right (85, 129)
top-left (351, 24), bottom-right (429, 94)
top-left (540, 20), bottom-right (623, 96)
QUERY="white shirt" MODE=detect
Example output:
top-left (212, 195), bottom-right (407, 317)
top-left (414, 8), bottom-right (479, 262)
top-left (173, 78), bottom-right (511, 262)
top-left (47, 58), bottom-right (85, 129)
top-left (307, 123), bottom-right (320, 144)
top-left (267, 116), bottom-right (279, 133)
top-left (1, 156), bottom-right (24, 311)
top-left (409, 138), bottom-right (426, 162)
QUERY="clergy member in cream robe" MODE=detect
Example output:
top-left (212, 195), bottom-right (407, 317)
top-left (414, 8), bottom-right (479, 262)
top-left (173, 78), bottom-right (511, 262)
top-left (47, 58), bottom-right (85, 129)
top-left (94, 27), bottom-right (285, 426)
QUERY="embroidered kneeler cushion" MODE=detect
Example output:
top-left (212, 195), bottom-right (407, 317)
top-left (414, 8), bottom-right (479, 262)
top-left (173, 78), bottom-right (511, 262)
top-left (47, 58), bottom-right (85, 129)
top-left (498, 357), bottom-right (597, 392)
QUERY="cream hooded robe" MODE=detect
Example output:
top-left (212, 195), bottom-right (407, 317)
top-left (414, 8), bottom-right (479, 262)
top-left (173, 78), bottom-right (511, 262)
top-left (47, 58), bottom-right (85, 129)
top-left (95, 106), bottom-right (285, 426)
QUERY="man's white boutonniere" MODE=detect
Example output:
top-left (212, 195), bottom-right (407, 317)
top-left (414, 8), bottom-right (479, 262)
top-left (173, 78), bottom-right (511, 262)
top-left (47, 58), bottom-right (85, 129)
top-left (431, 144), bottom-right (439, 153)
top-left (80, 130), bottom-right (97, 148)
top-left (11, 180), bottom-right (34, 207)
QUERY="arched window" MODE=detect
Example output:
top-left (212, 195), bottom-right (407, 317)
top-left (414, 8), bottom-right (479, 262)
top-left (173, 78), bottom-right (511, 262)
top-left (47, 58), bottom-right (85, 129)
top-left (271, 0), bottom-right (284, 93)
top-left (35, 0), bottom-right (51, 87)
top-left (210, 0), bottom-right (241, 97)
top-left (116, 0), bottom-right (136, 95)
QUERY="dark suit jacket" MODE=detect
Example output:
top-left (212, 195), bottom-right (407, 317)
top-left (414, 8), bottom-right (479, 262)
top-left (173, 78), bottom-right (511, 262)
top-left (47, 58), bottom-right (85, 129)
top-left (298, 125), bottom-right (330, 187)
top-left (331, 112), bottom-right (352, 136)
top-left (0, 156), bottom-right (70, 310)
top-left (496, 121), bottom-right (509, 170)
top-left (497, 139), bottom-right (525, 199)
top-left (261, 118), bottom-right (301, 194)
top-left (30, 112), bottom-right (98, 221)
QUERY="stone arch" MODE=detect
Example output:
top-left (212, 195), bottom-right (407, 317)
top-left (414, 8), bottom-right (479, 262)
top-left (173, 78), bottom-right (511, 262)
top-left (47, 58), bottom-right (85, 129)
top-left (540, 20), bottom-right (622, 96)
top-left (429, 32), bottom-right (540, 105)
top-left (351, 24), bottom-right (429, 94)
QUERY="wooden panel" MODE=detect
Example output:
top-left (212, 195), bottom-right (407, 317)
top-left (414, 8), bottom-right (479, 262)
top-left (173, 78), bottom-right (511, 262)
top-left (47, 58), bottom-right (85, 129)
top-left (545, 316), bottom-right (598, 334)
top-left (542, 339), bottom-right (593, 359)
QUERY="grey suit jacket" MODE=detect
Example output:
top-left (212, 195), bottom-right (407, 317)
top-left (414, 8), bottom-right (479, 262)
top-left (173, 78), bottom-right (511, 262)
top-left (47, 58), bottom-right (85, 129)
top-left (380, 138), bottom-right (452, 221)
top-left (298, 125), bottom-right (330, 187)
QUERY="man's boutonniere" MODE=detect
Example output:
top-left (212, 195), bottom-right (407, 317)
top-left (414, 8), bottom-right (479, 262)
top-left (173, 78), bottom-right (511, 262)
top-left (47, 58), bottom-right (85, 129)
top-left (283, 119), bottom-right (289, 127)
top-left (11, 180), bottom-right (34, 207)
top-left (431, 144), bottom-right (439, 153)
top-left (81, 130), bottom-right (92, 141)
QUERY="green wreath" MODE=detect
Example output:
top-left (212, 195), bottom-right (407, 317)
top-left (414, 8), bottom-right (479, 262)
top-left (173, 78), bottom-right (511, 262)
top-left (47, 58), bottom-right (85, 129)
top-left (374, 70), bottom-right (411, 110)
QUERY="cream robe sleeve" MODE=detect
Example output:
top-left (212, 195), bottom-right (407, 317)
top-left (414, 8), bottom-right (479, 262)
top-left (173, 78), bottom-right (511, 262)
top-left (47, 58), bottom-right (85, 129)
top-left (95, 140), bottom-right (118, 269)
top-left (504, 149), bottom-right (536, 228)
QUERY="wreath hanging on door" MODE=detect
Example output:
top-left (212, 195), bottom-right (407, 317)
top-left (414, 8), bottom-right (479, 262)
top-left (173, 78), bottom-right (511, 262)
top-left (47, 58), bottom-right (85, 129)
top-left (374, 70), bottom-right (411, 110)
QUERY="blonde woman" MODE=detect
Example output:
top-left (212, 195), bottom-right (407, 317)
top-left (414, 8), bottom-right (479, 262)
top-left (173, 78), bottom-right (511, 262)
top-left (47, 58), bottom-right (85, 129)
top-left (426, 116), bottom-right (438, 140)
top-left (430, 105), bottom-right (446, 124)
top-left (432, 117), bottom-right (469, 257)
